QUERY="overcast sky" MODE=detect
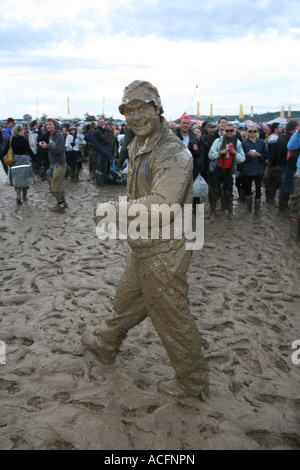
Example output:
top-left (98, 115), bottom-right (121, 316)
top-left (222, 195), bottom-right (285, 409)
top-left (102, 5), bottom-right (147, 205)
top-left (1, 0), bottom-right (300, 121)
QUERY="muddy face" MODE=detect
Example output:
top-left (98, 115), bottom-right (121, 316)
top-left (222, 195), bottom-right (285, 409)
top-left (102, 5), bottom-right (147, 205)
top-left (124, 100), bottom-right (159, 138)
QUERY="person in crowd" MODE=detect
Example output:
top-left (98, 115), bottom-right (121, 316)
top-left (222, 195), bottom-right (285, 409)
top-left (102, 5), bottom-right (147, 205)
top-left (28, 120), bottom-right (40, 175)
top-left (37, 124), bottom-right (50, 180)
top-left (65, 126), bottom-right (82, 181)
top-left (272, 120), bottom-right (299, 210)
top-left (287, 129), bottom-right (300, 244)
top-left (168, 121), bottom-right (177, 132)
top-left (241, 125), bottom-right (268, 215)
top-left (208, 122), bottom-right (245, 219)
top-left (175, 115), bottom-right (203, 211)
top-left (264, 122), bottom-right (281, 203)
top-left (212, 117), bottom-right (228, 142)
top-left (39, 119), bottom-right (68, 212)
top-left (94, 118), bottom-right (112, 184)
top-left (82, 80), bottom-right (208, 399)
top-left (77, 125), bottom-right (88, 163)
top-left (0, 124), bottom-right (37, 204)
top-left (202, 122), bottom-right (217, 150)
top-left (84, 122), bottom-right (97, 178)
top-left (4, 118), bottom-right (15, 142)
top-left (193, 126), bottom-right (209, 182)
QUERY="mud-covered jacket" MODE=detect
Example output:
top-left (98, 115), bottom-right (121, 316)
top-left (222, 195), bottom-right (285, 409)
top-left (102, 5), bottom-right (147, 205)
top-left (125, 117), bottom-right (193, 255)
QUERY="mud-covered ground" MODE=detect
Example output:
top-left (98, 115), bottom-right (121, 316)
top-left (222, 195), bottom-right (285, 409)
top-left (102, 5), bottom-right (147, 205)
top-left (0, 163), bottom-right (299, 450)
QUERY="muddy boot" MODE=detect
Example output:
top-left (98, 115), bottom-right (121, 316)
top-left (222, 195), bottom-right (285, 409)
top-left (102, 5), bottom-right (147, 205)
top-left (290, 218), bottom-right (300, 244)
top-left (49, 202), bottom-right (65, 212)
top-left (74, 168), bottom-right (80, 182)
top-left (70, 169), bottom-right (75, 181)
top-left (81, 328), bottom-right (118, 364)
top-left (209, 200), bottom-right (217, 220)
top-left (16, 189), bottom-right (22, 205)
top-left (158, 375), bottom-right (208, 400)
top-left (254, 199), bottom-right (261, 216)
top-left (246, 196), bottom-right (252, 212)
top-left (238, 188), bottom-right (246, 202)
top-left (278, 199), bottom-right (288, 211)
top-left (97, 173), bottom-right (105, 186)
top-left (220, 192), bottom-right (226, 211)
top-left (22, 188), bottom-right (28, 201)
top-left (227, 199), bottom-right (233, 219)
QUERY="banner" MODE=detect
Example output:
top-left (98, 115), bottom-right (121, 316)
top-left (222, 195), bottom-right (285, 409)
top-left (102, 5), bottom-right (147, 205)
top-left (239, 104), bottom-right (244, 119)
top-left (197, 102), bottom-right (200, 117)
top-left (67, 96), bottom-right (70, 114)
top-left (280, 106), bottom-right (284, 118)
top-left (210, 103), bottom-right (213, 118)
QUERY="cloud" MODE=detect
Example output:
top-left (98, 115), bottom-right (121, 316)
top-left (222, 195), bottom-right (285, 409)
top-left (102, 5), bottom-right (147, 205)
top-left (1, 0), bottom-right (300, 119)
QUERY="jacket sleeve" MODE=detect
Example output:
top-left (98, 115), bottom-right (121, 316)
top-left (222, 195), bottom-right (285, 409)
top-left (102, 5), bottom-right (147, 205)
top-left (208, 137), bottom-right (221, 160)
top-left (287, 131), bottom-right (300, 151)
top-left (0, 139), bottom-right (9, 159)
top-left (235, 139), bottom-right (245, 164)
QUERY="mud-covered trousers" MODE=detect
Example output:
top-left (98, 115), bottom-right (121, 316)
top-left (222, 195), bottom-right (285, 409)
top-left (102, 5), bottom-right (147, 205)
top-left (99, 243), bottom-right (207, 394)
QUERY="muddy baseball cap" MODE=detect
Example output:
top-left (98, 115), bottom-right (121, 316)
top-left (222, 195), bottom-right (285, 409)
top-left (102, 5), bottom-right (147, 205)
top-left (119, 80), bottom-right (164, 115)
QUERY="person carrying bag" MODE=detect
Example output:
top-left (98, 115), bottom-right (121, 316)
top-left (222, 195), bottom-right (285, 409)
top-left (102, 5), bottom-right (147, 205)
top-left (0, 124), bottom-right (37, 204)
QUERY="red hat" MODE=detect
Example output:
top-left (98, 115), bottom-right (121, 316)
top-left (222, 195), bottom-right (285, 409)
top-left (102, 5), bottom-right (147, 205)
top-left (6, 117), bottom-right (15, 124)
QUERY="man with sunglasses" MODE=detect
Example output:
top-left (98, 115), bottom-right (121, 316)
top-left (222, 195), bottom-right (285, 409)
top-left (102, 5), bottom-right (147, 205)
top-left (208, 123), bottom-right (245, 219)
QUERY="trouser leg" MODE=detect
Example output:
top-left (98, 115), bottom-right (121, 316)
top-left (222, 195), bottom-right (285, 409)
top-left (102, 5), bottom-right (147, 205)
top-left (141, 246), bottom-right (207, 393)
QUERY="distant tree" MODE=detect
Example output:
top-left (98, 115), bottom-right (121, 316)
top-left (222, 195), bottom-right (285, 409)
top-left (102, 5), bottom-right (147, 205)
top-left (40, 113), bottom-right (48, 122)
top-left (84, 112), bottom-right (97, 122)
top-left (23, 113), bottom-right (32, 121)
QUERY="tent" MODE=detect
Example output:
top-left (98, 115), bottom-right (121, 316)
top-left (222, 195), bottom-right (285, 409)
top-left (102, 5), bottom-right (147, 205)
top-left (265, 117), bottom-right (287, 125)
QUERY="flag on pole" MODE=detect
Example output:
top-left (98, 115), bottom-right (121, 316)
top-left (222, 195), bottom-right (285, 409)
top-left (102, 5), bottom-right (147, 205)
top-left (210, 103), bottom-right (213, 118)
top-left (288, 106), bottom-right (291, 117)
top-left (239, 104), bottom-right (244, 119)
top-left (36, 97), bottom-right (39, 115)
top-left (280, 106), bottom-right (284, 118)
top-left (102, 97), bottom-right (105, 116)
top-left (67, 96), bottom-right (70, 114)
top-left (197, 101), bottom-right (200, 117)
top-left (250, 105), bottom-right (254, 117)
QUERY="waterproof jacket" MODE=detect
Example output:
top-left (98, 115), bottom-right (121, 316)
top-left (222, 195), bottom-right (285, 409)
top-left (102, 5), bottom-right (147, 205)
top-left (272, 131), bottom-right (293, 168)
top-left (208, 135), bottom-right (245, 172)
top-left (47, 130), bottom-right (66, 166)
top-left (125, 118), bottom-right (193, 254)
top-left (241, 138), bottom-right (268, 176)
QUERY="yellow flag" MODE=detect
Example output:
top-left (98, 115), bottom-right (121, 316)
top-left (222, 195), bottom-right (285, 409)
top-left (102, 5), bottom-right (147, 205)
top-left (197, 101), bottom-right (200, 117)
top-left (210, 103), bottom-right (213, 118)
top-left (239, 104), bottom-right (244, 119)
top-left (67, 96), bottom-right (70, 114)
top-left (288, 106), bottom-right (291, 117)
top-left (280, 106), bottom-right (284, 118)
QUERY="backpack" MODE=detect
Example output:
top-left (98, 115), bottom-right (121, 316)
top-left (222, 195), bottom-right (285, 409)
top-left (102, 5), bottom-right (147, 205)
top-left (287, 148), bottom-right (299, 171)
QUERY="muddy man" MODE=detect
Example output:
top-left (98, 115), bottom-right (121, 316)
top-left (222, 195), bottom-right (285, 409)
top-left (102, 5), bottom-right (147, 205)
top-left (81, 80), bottom-right (208, 398)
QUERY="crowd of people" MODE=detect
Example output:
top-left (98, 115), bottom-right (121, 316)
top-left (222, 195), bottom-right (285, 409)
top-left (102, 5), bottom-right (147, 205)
top-left (168, 116), bottom-right (300, 233)
top-left (0, 114), bottom-right (300, 243)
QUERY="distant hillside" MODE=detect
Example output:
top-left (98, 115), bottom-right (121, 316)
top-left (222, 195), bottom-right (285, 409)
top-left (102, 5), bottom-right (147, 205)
top-left (177, 111), bottom-right (300, 123)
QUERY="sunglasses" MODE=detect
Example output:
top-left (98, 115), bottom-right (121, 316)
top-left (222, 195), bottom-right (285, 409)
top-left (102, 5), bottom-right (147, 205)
top-left (225, 129), bottom-right (234, 133)
top-left (248, 130), bottom-right (257, 133)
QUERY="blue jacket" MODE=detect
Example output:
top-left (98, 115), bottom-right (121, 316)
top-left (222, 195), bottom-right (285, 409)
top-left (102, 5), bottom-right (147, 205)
top-left (287, 131), bottom-right (300, 173)
top-left (241, 138), bottom-right (268, 176)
